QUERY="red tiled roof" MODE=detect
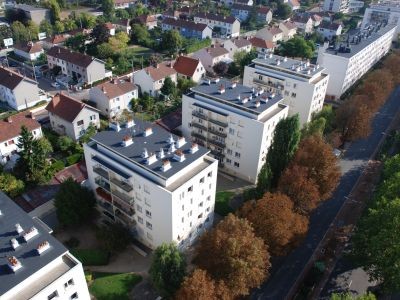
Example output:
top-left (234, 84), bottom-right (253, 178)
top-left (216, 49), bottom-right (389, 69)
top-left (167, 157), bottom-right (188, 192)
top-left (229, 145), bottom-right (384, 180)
top-left (231, 37), bottom-right (252, 48)
top-left (269, 27), bottom-right (283, 35)
top-left (14, 42), bottom-right (43, 54)
top-left (173, 56), bottom-right (201, 77)
top-left (47, 46), bottom-right (96, 68)
top-left (135, 14), bottom-right (157, 24)
top-left (142, 64), bottom-right (176, 81)
top-left (250, 37), bottom-right (275, 49)
top-left (320, 21), bottom-right (342, 30)
top-left (0, 111), bottom-right (41, 143)
top-left (105, 22), bottom-right (116, 30)
top-left (45, 34), bottom-right (68, 45)
top-left (155, 108), bottom-right (182, 133)
top-left (195, 12), bottom-right (237, 24)
top-left (202, 45), bottom-right (229, 58)
top-left (281, 21), bottom-right (298, 30)
top-left (95, 78), bottom-right (137, 100)
top-left (257, 6), bottom-right (271, 14)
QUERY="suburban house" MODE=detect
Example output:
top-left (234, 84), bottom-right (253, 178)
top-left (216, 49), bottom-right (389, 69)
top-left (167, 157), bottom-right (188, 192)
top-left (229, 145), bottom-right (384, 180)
top-left (173, 56), bottom-right (205, 82)
top-left (161, 18), bottom-right (212, 40)
top-left (288, 0), bottom-right (301, 10)
top-left (220, 0), bottom-right (253, 5)
top-left (310, 13), bottom-right (323, 27)
top-left (47, 46), bottom-right (106, 84)
top-left (0, 66), bottom-right (41, 110)
top-left (113, 0), bottom-right (136, 9)
top-left (89, 77), bottom-right (138, 118)
top-left (257, 6), bottom-right (273, 23)
top-left (113, 18), bottom-right (131, 34)
top-left (46, 93), bottom-right (100, 141)
top-left (318, 21), bottom-right (343, 40)
top-left (133, 14), bottom-right (158, 29)
top-left (11, 4), bottom-right (50, 24)
top-left (292, 14), bottom-right (314, 34)
top-left (250, 37), bottom-right (275, 53)
top-left (231, 4), bottom-right (273, 24)
top-left (13, 42), bottom-right (44, 61)
top-left (194, 13), bottom-right (241, 37)
top-left (279, 21), bottom-right (298, 40)
top-left (0, 111), bottom-right (42, 165)
top-left (255, 26), bottom-right (284, 42)
top-left (223, 37), bottom-right (252, 59)
top-left (133, 64), bottom-right (177, 96)
top-left (105, 22), bottom-right (116, 36)
top-left (191, 45), bottom-right (230, 71)
top-left (41, 34), bottom-right (69, 49)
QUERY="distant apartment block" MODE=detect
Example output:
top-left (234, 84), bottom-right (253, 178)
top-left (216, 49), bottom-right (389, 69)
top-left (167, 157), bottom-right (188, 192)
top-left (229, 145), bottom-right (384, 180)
top-left (194, 13), bottom-right (241, 37)
top-left (83, 119), bottom-right (218, 250)
top-left (323, 0), bottom-right (363, 13)
top-left (182, 79), bottom-right (288, 183)
top-left (243, 54), bottom-right (329, 125)
top-left (161, 18), bottom-right (212, 39)
top-left (317, 23), bottom-right (395, 100)
top-left (0, 191), bottom-right (90, 300)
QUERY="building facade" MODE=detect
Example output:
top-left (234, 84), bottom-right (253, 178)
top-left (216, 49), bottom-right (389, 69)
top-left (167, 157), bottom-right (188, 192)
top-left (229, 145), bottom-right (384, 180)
top-left (133, 64), bottom-right (177, 96)
top-left (14, 42), bottom-right (44, 61)
top-left (194, 13), bottom-right (241, 37)
top-left (223, 37), bottom-right (252, 59)
top-left (182, 79), bottom-right (289, 184)
top-left (243, 54), bottom-right (329, 125)
top-left (83, 119), bottom-right (218, 250)
top-left (323, 0), bottom-right (363, 13)
top-left (191, 45), bottom-right (230, 71)
top-left (173, 56), bottom-right (206, 82)
top-left (161, 18), bottom-right (212, 40)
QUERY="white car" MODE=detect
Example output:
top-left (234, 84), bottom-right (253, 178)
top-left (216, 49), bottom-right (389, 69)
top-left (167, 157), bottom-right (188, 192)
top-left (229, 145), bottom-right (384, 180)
top-left (51, 82), bottom-right (60, 88)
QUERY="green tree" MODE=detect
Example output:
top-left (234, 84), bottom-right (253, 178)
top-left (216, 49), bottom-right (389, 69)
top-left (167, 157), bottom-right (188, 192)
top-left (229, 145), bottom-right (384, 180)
top-left (54, 20), bottom-right (65, 33)
top-left (79, 124), bottom-right (97, 143)
top-left (160, 77), bottom-right (176, 96)
top-left (149, 243), bottom-right (186, 298)
top-left (161, 29), bottom-right (183, 55)
top-left (0, 25), bottom-right (12, 47)
top-left (57, 135), bottom-right (74, 152)
top-left (11, 21), bottom-right (29, 43)
top-left (95, 223), bottom-right (132, 253)
top-left (234, 49), bottom-right (258, 76)
top-left (92, 23), bottom-right (110, 45)
top-left (39, 20), bottom-right (53, 37)
top-left (54, 178), bottom-right (96, 227)
top-left (330, 292), bottom-right (376, 300)
top-left (278, 36), bottom-right (315, 59)
top-left (79, 13), bottom-right (97, 29)
top-left (0, 172), bottom-right (25, 197)
top-left (64, 18), bottom-right (78, 31)
top-left (26, 21), bottom-right (39, 39)
top-left (46, 0), bottom-right (61, 24)
top-left (177, 77), bottom-right (196, 95)
top-left (96, 42), bottom-right (114, 59)
top-left (65, 33), bottom-right (87, 52)
top-left (131, 24), bottom-right (152, 47)
top-left (38, 137), bottom-right (53, 156)
top-left (101, 0), bottom-right (115, 19)
top-left (302, 117), bottom-right (326, 137)
top-left (276, 3), bottom-right (292, 19)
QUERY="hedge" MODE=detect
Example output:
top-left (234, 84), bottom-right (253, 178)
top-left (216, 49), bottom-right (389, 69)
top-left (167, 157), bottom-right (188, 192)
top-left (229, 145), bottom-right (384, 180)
top-left (70, 249), bottom-right (110, 266)
top-left (66, 153), bottom-right (82, 166)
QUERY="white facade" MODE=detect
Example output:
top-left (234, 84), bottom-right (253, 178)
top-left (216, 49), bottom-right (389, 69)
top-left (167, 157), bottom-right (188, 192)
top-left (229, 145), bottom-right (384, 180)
top-left (132, 65), bottom-right (178, 96)
top-left (323, 0), bottom-right (363, 13)
top-left (194, 14), bottom-right (241, 37)
top-left (243, 54), bottom-right (329, 125)
top-left (223, 38), bottom-right (252, 59)
top-left (318, 23), bottom-right (343, 39)
top-left (191, 46), bottom-right (231, 70)
top-left (317, 24), bottom-right (395, 99)
top-left (361, 1), bottom-right (400, 38)
top-left (256, 27), bottom-right (284, 42)
top-left (182, 79), bottom-right (289, 184)
top-left (83, 120), bottom-right (218, 250)
top-left (14, 47), bottom-right (44, 61)
top-left (279, 21), bottom-right (298, 41)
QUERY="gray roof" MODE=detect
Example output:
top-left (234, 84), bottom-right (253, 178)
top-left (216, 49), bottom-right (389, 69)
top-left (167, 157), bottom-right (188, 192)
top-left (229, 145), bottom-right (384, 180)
top-left (190, 79), bottom-right (284, 116)
top-left (251, 54), bottom-right (325, 79)
top-left (14, 4), bottom-right (48, 11)
top-left (0, 192), bottom-right (68, 296)
top-left (90, 119), bottom-right (210, 181)
top-left (323, 23), bottom-right (396, 58)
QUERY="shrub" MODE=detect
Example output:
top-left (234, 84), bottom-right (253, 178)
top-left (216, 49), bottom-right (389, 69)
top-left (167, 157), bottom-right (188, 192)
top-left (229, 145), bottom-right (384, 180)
top-left (51, 160), bottom-right (65, 173)
top-left (70, 249), bottom-right (110, 266)
top-left (66, 153), bottom-right (82, 166)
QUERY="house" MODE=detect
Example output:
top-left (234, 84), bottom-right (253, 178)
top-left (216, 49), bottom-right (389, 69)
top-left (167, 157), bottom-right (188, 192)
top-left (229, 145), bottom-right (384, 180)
top-left (162, 18), bottom-right (212, 40)
top-left (41, 34), bottom-right (69, 49)
top-left (105, 22), bottom-right (116, 36)
top-left (113, 0), bottom-right (135, 9)
top-left (292, 14), bottom-right (314, 34)
top-left (220, 0), bottom-right (253, 5)
top-left (0, 111), bottom-right (42, 165)
top-left (194, 12), bottom-right (241, 38)
top-left (191, 45), bottom-right (230, 71)
top-left (288, 0), bottom-right (300, 10)
top-left (223, 37), bottom-right (252, 59)
top-left (310, 13), bottom-right (323, 27)
top-left (255, 26), bottom-right (284, 42)
top-left (133, 64), bottom-right (177, 96)
top-left (231, 4), bottom-right (273, 24)
top-left (318, 21), bottom-right (343, 40)
top-left (46, 93), bottom-right (100, 141)
top-left (134, 14), bottom-right (158, 30)
top-left (173, 56), bottom-right (205, 82)
top-left (0, 66), bottom-right (41, 110)
top-left (155, 108), bottom-right (182, 133)
top-left (114, 18), bottom-right (131, 34)
top-left (13, 41), bottom-right (44, 61)
top-left (47, 46), bottom-right (106, 84)
top-left (257, 6), bottom-right (273, 23)
top-left (250, 37), bottom-right (275, 53)
top-left (89, 77), bottom-right (138, 118)
top-left (11, 4), bottom-right (50, 24)
top-left (279, 21), bottom-right (298, 40)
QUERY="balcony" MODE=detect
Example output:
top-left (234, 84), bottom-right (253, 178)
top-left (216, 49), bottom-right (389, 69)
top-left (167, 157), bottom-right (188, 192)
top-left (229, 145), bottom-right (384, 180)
top-left (208, 127), bottom-right (227, 138)
top-left (253, 78), bottom-right (284, 90)
top-left (110, 176), bottom-right (133, 193)
top-left (208, 139), bottom-right (226, 148)
top-left (191, 121), bottom-right (207, 131)
top-left (112, 188), bottom-right (134, 205)
top-left (191, 131), bottom-right (207, 141)
top-left (113, 201), bottom-right (135, 218)
top-left (98, 200), bottom-right (113, 214)
top-left (93, 166), bottom-right (109, 179)
top-left (96, 187), bottom-right (112, 202)
top-left (211, 150), bottom-right (225, 158)
top-left (95, 177), bottom-right (110, 192)
top-left (115, 209), bottom-right (135, 225)
top-left (191, 111), bottom-right (228, 128)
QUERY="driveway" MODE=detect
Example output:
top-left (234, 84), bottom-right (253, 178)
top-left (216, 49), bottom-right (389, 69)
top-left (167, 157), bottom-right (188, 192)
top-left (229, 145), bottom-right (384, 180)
top-left (251, 87), bottom-right (400, 299)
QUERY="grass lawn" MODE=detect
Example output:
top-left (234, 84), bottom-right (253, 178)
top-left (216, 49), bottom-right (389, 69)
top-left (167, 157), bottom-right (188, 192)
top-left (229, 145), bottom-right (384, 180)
top-left (215, 191), bottom-right (235, 216)
top-left (89, 272), bottom-right (142, 300)
top-left (70, 249), bottom-right (109, 266)
top-left (125, 46), bottom-right (154, 58)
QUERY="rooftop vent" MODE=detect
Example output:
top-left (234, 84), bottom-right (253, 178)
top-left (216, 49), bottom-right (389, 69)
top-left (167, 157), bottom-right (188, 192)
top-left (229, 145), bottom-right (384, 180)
top-left (176, 136), bottom-right (186, 148)
top-left (167, 134), bottom-right (175, 144)
top-left (276, 59), bottom-right (281, 66)
top-left (142, 148), bottom-right (149, 158)
top-left (261, 95), bottom-right (268, 103)
top-left (203, 79), bottom-right (211, 85)
top-left (213, 78), bottom-right (220, 83)
top-left (174, 150), bottom-right (185, 162)
top-left (218, 85), bottom-right (225, 94)
top-left (7, 256), bottom-right (22, 272)
top-left (269, 53), bottom-right (273, 58)
top-left (10, 238), bottom-right (19, 250)
top-left (306, 69), bottom-right (311, 75)
top-left (169, 142), bottom-right (176, 153)
top-left (144, 127), bottom-right (153, 137)
top-left (237, 94), bottom-right (241, 101)
top-left (162, 159), bottom-right (171, 172)
top-left (283, 57), bottom-right (288, 62)
top-left (126, 118), bottom-right (135, 128)
top-left (36, 241), bottom-right (50, 255)
top-left (190, 143), bottom-right (199, 154)
top-left (146, 153), bottom-right (157, 165)
top-left (109, 121), bottom-right (121, 132)
top-left (269, 92), bottom-right (276, 98)
top-left (122, 135), bottom-right (133, 147)
top-left (15, 223), bottom-right (23, 234)
top-left (241, 97), bottom-right (249, 104)
top-left (231, 82), bottom-right (237, 89)
top-left (254, 100), bottom-right (261, 108)
top-left (23, 226), bottom-right (39, 242)
top-left (158, 148), bottom-right (165, 159)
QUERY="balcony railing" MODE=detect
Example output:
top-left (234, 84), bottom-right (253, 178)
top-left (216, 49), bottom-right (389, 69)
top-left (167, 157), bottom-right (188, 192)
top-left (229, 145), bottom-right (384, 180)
top-left (95, 177), bottom-right (110, 192)
top-left (93, 166), bottom-right (109, 179)
top-left (192, 111), bottom-right (228, 128)
top-left (191, 121), bottom-right (207, 131)
top-left (112, 188), bottom-right (133, 205)
top-left (191, 131), bottom-right (207, 141)
top-left (208, 139), bottom-right (226, 148)
top-left (253, 78), bottom-right (284, 90)
top-left (115, 209), bottom-right (135, 225)
top-left (98, 200), bottom-right (113, 214)
top-left (113, 201), bottom-right (135, 218)
top-left (110, 177), bottom-right (133, 193)
top-left (208, 127), bottom-right (227, 138)
top-left (210, 150), bottom-right (225, 158)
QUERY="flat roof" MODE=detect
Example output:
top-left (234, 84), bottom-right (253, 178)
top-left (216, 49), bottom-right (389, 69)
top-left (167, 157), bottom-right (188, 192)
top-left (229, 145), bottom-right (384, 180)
top-left (189, 78), bottom-right (284, 116)
top-left (90, 119), bottom-right (210, 181)
top-left (252, 54), bottom-right (325, 78)
top-left (323, 23), bottom-right (396, 58)
top-left (0, 192), bottom-right (69, 296)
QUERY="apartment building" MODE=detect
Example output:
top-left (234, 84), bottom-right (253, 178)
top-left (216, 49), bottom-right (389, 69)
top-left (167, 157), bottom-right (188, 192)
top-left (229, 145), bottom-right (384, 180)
top-left (317, 23), bottom-right (395, 100)
top-left (0, 66), bottom-right (41, 110)
top-left (83, 119), bottom-right (218, 250)
top-left (182, 79), bottom-right (288, 184)
top-left (323, 0), bottom-right (363, 13)
top-left (243, 54), bottom-right (329, 125)
top-left (47, 46), bottom-right (106, 84)
top-left (194, 13), bottom-right (241, 37)
top-left (0, 191), bottom-right (90, 300)
top-left (0, 111), bottom-right (42, 165)
top-left (361, 0), bottom-right (400, 38)
top-left (161, 18), bottom-right (212, 40)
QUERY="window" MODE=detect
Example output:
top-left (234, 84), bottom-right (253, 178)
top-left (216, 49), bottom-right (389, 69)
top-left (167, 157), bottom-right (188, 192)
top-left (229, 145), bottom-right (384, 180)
top-left (138, 216), bottom-right (143, 224)
top-left (207, 195), bottom-right (211, 201)
top-left (146, 221), bottom-right (152, 230)
top-left (147, 232), bottom-right (153, 240)
top-left (182, 217), bottom-right (184, 223)
top-left (146, 210), bottom-right (152, 218)
top-left (199, 202), bottom-right (203, 207)
top-left (77, 120), bottom-right (84, 126)
top-left (4, 142), bottom-right (7, 147)
top-left (229, 128), bottom-right (235, 135)
top-left (200, 177), bottom-right (205, 184)
top-left (207, 171), bottom-right (212, 177)
top-left (70, 292), bottom-right (78, 300)
top-left (234, 162), bottom-right (240, 167)
top-left (190, 198), bottom-right (193, 204)
top-left (144, 184), bottom-right (150, 194)
top-left (235, 152), bottom-right (241, 158)
top-left (182, 204), bottom-right (184, 211)
top-left (188, 185), bottom-right (193, 192)
top-left (201, 189), bottom-right (204, 195)
top-left (145, 198), bottom-right (151, 206)
top-left (136, 205), bottom-right (142, 213)
top-left (48, 291), bottom-right (58, 300)
top-left (227, 149), bottom-right (233, 155)
top-left (198, 213), bottom-right (203, 219)
top-left (64, 279), bottom-right (74, 289)
top-left (90, 115), bottom-right (96, 120)
top-left (226, 158), bottom-right (232, 164)
top-left (258, 75), bottom-right (263, 80)
top-left (291, 92), bottom-right (296, 98)
top-left (207, 207), bottom-right (210, 212)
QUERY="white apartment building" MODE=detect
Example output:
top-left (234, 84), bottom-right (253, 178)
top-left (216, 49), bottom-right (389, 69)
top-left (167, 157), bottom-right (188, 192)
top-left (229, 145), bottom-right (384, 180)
top-left (0, 191), bottom-right (90, 300)
top-left (194, 13), bottom-right (241, 37)
top-left (182, 79), bottom-right (289, 184)
top-left (83, 119), bottom-right (218, 250)
top-left (361, 0), bottom-right (400, 39)
top-left (323, 0), bottom-right (363, 13)
top-left (243, 54), bottom-right (329, 125)
top-left (317, 23), bottom-right (395, 100)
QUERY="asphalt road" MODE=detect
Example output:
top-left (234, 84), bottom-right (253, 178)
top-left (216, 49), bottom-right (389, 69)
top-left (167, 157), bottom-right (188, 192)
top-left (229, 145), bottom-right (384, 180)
top-left (252, 87), bottom-right (400, 300)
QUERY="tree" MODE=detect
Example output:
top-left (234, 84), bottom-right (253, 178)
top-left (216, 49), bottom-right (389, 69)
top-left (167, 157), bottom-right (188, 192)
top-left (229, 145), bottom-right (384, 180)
top-left (195, 214), bottom-right (270, 297)
top-left (239, 192), bottom-right (309, 255)
top-left (65, 33), bottom-right (87, 52)
top-left (150, 243), bottom-right (186, 298)
top-left (177, 78), bottom-right (196, 95)
top-left (175, 269), bottom-right (231, 300)
top-left (291, 134), bottom-right (340, 200)
top-left (383, 53), bottom-right (400, 84)
top-left (79, 12), bottom-right (97, 29)
top-left (11, 21), bottom-right (29, 43)
top-left (97, 42), bottom-right (114, 59)
top-left (278, 165), bottom-right (320, 214)
top-left (91, 23), bottom-right (110, 45)
top-left (265, 115), bottom-right (301, 188)
top-left (301, 117), bottom-right (326, 138)
top-left (0, 25), bottom-right (12, 47)
top-left (38, 137), bottom-right (53, 156)
top-left (95, 223), bottom-right (132, 253)
top-left (160, 77), bottom-right (176, 96)
top-left (330, 292), bottom-right (376, 300)
top-left (45, 0), bottom-right (61, 24)
top-left (57, 135), bottom-right (74, 152)
top-left (64, 18), bottom-right (78, 31)
top-left (79, 124), bottom-right (97, 143)
top-left (108, 32), bottom-right (129, 52)
top-left (40, 20), bottom-right (53, 37)
top-left (213, 61), bottom-right (229, 75)
top-left (54, 178), bottom-right (96, 227)
top-left (161, 30), bottom-right (183, 55)
top-left (26, 21), bottom-right (39, 39)
top-left (278, 36), bottom-right (315, 59)
top-left (131, 24), bottom-right (152, 47)
top-left (101, 0), bottom-right (115, 19)
top-left (0, 172), bottom-right (25, 197)
top-left (233, 49), bottom-right (257, 76)
top-left (54, 20), bottom-right (65, 33)
top-left (276, 3), bottom-right (292, 19)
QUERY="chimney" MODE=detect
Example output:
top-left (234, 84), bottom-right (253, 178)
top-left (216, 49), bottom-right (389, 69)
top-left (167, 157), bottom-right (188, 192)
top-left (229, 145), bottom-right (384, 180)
top-left (7, 256), bottom-right (22, 272)
top-left (23, 227), bottom-right (39, 242)
top-left (30, 112), bottom-right (35, 119)
top-left (190, 143), bottom-right (198, 154)
top-left (218, 84), bottom-right (225, 94)
top-left (175, 136), bottom-right (186, 148)
top-left (174, 149), bottom-right (185, 162)
top-left (162, 159), bottom-right (171, 172)
top-left (113, 78), bottom-right (118, 84)
top-left (167, 134), bottom-right (175, 144)
top-left (122, 135), bottom-right (133, 147)
top-left (169, 142), bottom-right (176, 153)
top-left (102, 86), bottom-right (107, 93)
top-left (36, 241), bottom-right (50, 255)
top-left (143, 127), bottom-right (153, 137)
top-left (146, 153), bottom-right (157, 165)
top-left (126, 118), bottom-right (135, 128)
top-left (142, 148), bottom-right (149, 158)
top-left (158, 148), bottom-right (165, 159)
top-left (15, 223), bottom-right (23, 234)
top-left (254, 100), bottom-right (260, 108)
top-left (10, 238), bottom-right (19, 250)
top-left (6, 116), bottom-right (12, 123)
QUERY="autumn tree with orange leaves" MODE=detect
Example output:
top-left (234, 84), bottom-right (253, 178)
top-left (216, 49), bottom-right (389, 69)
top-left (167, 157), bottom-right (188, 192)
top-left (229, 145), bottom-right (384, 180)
top-left (194, 214), bottom-right (270, 298)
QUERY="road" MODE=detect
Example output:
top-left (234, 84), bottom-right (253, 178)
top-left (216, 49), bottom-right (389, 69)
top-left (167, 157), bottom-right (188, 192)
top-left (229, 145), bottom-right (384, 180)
top-left (252, 87), bottom-right (400, 300)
